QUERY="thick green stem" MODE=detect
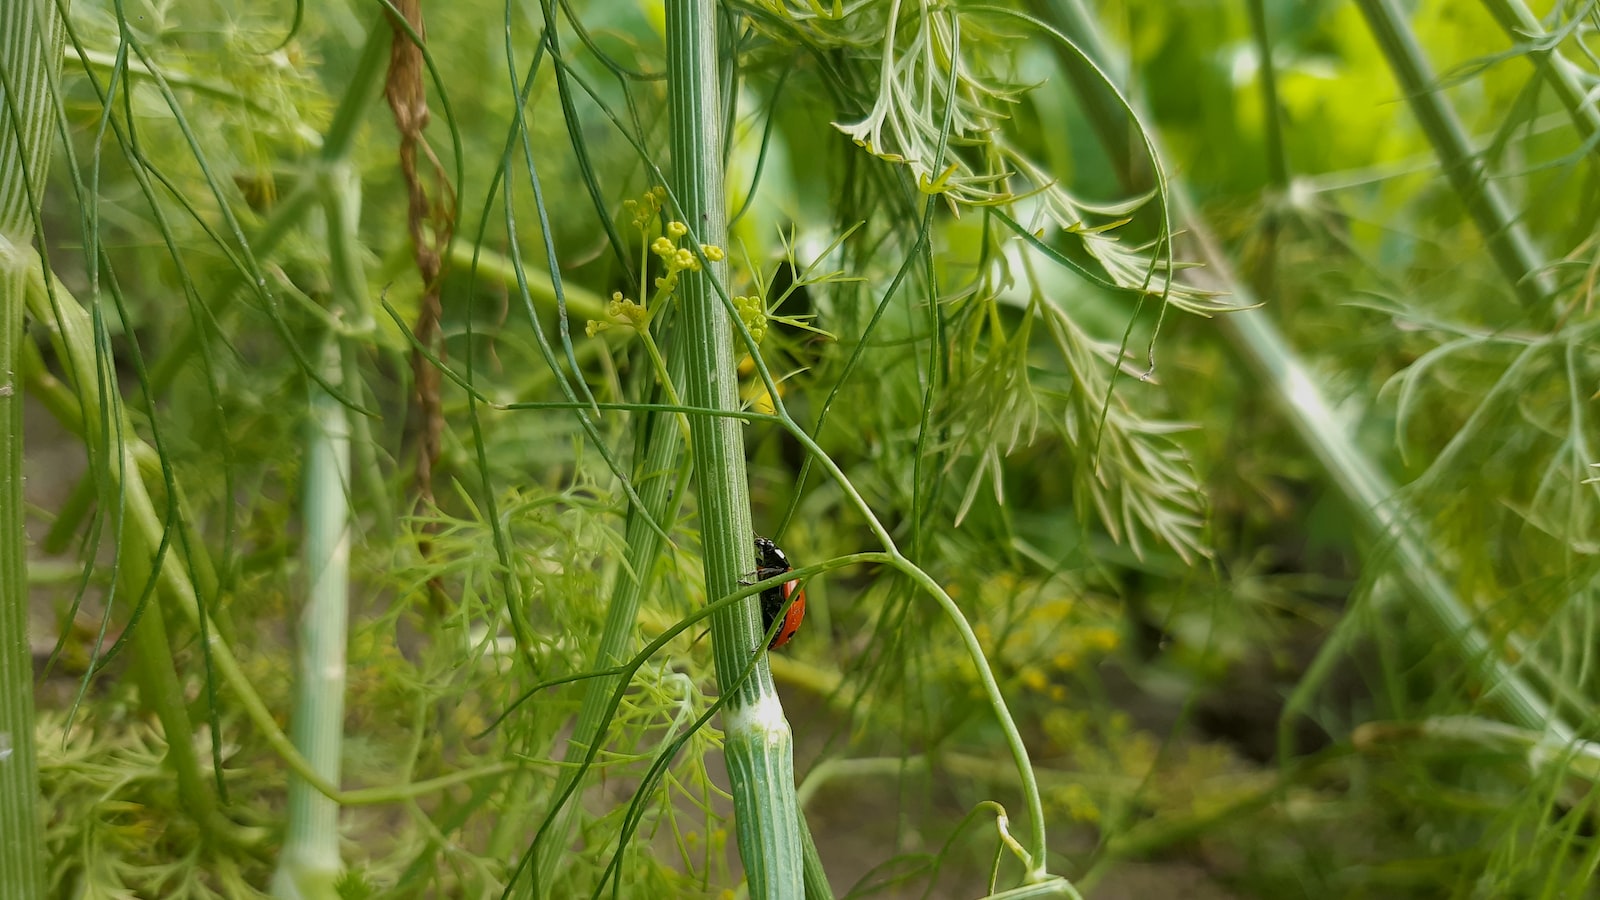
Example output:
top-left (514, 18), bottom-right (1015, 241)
top-left (24, 291), bottom-right (229, 842)
top-left (665, 0), bottom-right (802, 894)
top-left (0, 2), bottom-right (64, 893)
top-left (0, 2), bottom-right (60, 233)
top-left (266, 24), bottom-right (394, 887)
top-left (0, 244), bottom-right (43, 900)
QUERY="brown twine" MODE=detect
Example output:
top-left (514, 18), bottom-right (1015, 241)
top-left (384, 0), bottom-right (457, 611)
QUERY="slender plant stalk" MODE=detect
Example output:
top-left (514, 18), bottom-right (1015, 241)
top-left (1478, 0), bottom-right (1600, 157)
top-left (270, 179), bottom-right (362, 898)
top-left (665, 0), bottom-right (803, 893)
top-left (271, 334), bottom-right (354, 898)
top-left (23, 309), bottom-right (230, 844)
top-left (529, 362), bottom-right (690, 890)
top-left (1353, 0), bottom-right (1556, 311)
top-left (0, 1), bottom-right (64, 892)
top-left (270, 21), bottom-right (392, 891)
top-left (1038, 0), bottom-right (1571, 742)
top-left (527, 429), bottom-right (690, 893)
top-left (24, 262), bottom-right (516, 808)
top-left (1213, 264), bottom-right (1568, 739)
top-left (1245, 0), bottom-right (1287, 192)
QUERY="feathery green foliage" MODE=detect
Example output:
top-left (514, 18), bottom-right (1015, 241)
top-left (10, 0), bottom-right (1600, 897)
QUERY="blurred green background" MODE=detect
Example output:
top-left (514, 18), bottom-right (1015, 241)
top-left (11, 0), bottom-right (1600, 896)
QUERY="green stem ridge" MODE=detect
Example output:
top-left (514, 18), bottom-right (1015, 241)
top-left (665, 0), bottom-right (803, 894)
top-left (0, 2), bottom-right (65, 893)
top-left (0, 216), bottom-right (45, 900)
top-left (24, 285), bottom-right (229, 844)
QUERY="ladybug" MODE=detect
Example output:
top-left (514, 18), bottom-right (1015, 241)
top-left (753, 536), bottom-right (805, 650)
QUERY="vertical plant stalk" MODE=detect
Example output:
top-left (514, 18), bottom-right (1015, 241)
top-left (1354, 0), bottom-right (1556, 311)
top-left (665, 0), bottom-right (803, 894)
top-left (0, 2), bottom-right (63, 894)
top-left (1245, 0), bottom-right (1287, 192)
top-left (271, 332), bottom-right (354, 898)
top-left (271, 111), bottom-right (378, 900)
top-left (267, 22), bottom-right (394, 894)
top-left (1039, 0), bottom-right (1571, 742)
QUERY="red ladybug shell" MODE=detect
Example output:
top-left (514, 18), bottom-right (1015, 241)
top-left (754, 537), bottom-right (805, 650)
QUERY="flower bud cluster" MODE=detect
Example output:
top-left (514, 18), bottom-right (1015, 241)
top-left (587, 189), bottom-right (728, 338)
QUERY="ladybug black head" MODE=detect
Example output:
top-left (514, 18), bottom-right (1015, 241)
top-left (753, 535), bottom-right (789, 571)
